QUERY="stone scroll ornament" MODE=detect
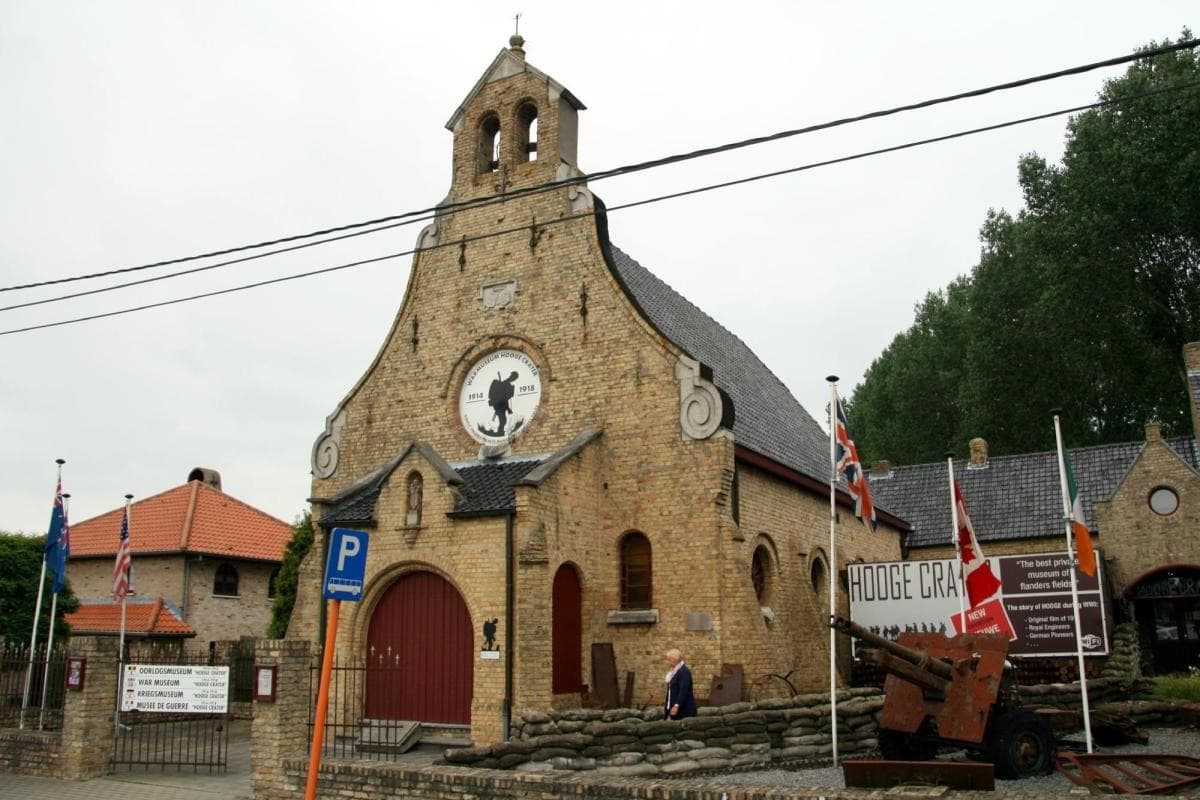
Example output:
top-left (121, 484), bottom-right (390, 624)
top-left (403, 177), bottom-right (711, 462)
top-left (311, 407), bottom-right (348, 479)
top-left (676, 357), bottom-right (723, 440)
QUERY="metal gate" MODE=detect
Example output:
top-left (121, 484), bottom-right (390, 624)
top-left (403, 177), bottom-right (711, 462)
top-left (109, 644), bottom-right (247, 773)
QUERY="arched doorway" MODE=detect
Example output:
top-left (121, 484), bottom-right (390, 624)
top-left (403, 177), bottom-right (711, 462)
top-left (552, 563), bottom-right (582, 694)
top-left (365, 570), bottom-right (473, 723)
top-left (1128, 565), bottom-right (1200, 675)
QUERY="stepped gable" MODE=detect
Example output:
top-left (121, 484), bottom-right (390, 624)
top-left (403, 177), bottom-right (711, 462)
top-left (872, 437), bottom-right (1200, 548)
top-left (607, 243), bottom-right (830, 484)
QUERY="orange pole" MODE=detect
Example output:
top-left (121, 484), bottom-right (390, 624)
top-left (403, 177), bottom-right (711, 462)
top-left (304, 599), bottom-right (340, 800)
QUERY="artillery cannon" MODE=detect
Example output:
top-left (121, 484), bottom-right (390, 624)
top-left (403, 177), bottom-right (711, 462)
top-left (830, 615), bottom-right (1053, 778)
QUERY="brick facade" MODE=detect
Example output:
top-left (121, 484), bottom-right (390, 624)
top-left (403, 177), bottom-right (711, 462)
top-left (68, 554), bottom-right (277, 644)
top-left (299, 42), bottom-right (902, 746)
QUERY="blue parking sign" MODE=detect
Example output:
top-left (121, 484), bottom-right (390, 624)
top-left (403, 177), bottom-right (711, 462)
top-left (323, 528), bottom-right (369, 601)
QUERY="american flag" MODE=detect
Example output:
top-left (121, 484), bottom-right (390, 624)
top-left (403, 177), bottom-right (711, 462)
top-left (112, 504), bottom-right (132, 601)
top-left (834, 397), bottom-right (877, 532)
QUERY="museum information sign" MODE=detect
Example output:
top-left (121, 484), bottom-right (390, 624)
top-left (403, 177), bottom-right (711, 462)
top-left (848, 551), bottom-right (1109, 657)
top-left (120, 664), bottom-right (230, 713)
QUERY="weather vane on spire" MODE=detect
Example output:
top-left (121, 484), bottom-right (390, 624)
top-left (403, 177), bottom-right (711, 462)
top-left (514, 13), bottom-right (521, 36)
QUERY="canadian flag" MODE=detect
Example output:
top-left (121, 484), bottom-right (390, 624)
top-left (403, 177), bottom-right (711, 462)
top-left (954, 480), bottom-right (1002, 608)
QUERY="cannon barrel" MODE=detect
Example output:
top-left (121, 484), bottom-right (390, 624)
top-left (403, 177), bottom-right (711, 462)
top-left (829, 615), bottom-right (953, 681)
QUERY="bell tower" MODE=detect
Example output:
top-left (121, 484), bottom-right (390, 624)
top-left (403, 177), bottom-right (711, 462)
top-left (444, 36), bottom-right (586, 202)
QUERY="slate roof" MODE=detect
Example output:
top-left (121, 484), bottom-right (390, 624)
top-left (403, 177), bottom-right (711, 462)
top-left (608, 244), bottom-right (831, 484)
top-left (67, 597), bottom-right (196, 637)
top-left (69, 480), bottom-right (292, 562)
top-left (448, 457), bottom-right (545, 517)
top-left (871, 437), bottom-right (1200, 549)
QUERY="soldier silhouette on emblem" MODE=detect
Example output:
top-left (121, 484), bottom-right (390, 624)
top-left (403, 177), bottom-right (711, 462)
top-left (478, 371), bottom-right (524, 438)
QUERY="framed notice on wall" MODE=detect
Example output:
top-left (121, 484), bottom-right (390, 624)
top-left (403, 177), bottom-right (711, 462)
top-left (254, 665), bottom-right (277, 702)
top-left (66, 657), bottom-right (86, 691)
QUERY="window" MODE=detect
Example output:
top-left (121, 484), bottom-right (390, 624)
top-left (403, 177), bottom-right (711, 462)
top-left (1149, 486), bottom-right (1179, 516)
top-left (810, 551), bottom-right (828, 611)
top-left (752, 545), bottom-right (771, 604)
top-left (479, 113), bottom-right (501, 173)
top-left (620, 532), bottom-right (652, 609)
top-left (214, 563), bottom-right (239, 597)
top-left (516, 102), bottom-right (538, 162)
top-left (268, 567), bottom-right (281, 599)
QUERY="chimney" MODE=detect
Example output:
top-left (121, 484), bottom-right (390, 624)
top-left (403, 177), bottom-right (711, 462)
top-left (968, 437), bottom-right (989, 469)
top-left (187, 467), bottom-right (222, 491)
top-left (1145, 421), bottom-right (1163, 443)
top-left (871, 459), bottom-right (892, 477)
top-left (1185, 342), bottom-right (1200, 448)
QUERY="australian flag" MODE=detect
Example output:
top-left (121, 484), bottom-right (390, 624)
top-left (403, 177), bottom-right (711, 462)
top-left (834, 397), bottom-right (877, 532)
top-left (44, 476), bottom-right (69, 594)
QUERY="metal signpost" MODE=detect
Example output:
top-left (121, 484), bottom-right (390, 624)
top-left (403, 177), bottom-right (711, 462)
top-left (306, 528), bottom-right (369, 800)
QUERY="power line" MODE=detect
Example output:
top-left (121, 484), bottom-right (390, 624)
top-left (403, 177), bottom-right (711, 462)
top-left (2, 36), bottom-right (1195, 295)
top-left (5, 78), bottom-right (1196, 338)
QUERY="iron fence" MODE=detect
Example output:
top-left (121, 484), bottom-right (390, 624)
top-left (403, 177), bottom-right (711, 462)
top-left (309, 654), bottom-right (425, 761)
top-left (0, 643), bottom-right (67, 731)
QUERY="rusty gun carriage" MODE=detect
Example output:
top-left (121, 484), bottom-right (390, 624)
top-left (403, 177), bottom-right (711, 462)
top-left (830, 615), bottom-right (1054, 778)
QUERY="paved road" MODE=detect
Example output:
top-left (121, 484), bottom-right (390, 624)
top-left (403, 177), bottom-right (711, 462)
top-left (0, 724), bottom-right (251, 800)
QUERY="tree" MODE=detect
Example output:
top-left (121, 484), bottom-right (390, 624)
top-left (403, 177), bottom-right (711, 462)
top-left (0, 531), bottom-right (80, 647)
top-left (266, 512), bottom-right (314, 639)
top-left (850, 33), bottom-right (1200, 463)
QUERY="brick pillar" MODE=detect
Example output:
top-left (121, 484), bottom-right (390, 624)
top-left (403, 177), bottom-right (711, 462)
top-left (251, 638), bottom-right (311, 800)
top-left (60, 636), bottom-right (118, 780)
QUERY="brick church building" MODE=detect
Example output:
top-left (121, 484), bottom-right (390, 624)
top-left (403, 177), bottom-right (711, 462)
top-left (292, 38), bottom-right (903, 745)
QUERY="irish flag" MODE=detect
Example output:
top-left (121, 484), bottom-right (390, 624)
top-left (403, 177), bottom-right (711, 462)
top-left (1063, 453), bottom-right (1097, 576)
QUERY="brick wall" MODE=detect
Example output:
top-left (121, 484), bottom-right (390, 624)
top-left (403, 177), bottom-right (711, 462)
top-left (1095, 424), bottom-right (1200, 595)
top-left (68, 554), bottom-right (277, 644)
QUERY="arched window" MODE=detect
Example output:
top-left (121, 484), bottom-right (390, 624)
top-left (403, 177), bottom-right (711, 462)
top-left (479, 113), bottom-right (501, 173)
top-left (517, 102), bottom-right (538, 162)
top-left (214, 563), bottom-right (239, 597)
top-left (752, 545), bottom-right (771, 604)
top-left (268, 567), bottom-right (281, 599)
top-left (619, 532), bottom-right (652, 610)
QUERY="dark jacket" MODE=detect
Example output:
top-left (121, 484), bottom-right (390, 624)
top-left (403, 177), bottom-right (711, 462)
top-left (664, 663), bottom-right (697, 719)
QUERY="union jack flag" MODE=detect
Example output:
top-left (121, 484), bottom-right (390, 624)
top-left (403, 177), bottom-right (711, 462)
top-left (834, 397), bottom-right (877, 532)
top-left (112, 505), bottom-right (132, 601)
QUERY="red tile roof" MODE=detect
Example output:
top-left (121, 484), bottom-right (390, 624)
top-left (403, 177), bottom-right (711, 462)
top-left (69, 480), bottom-right (293, 562)
top-left (66, 598), bottom-right (196, 637)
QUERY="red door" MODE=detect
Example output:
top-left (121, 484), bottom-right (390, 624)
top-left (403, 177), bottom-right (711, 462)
top-left (552, 564), bottom-right (582, 694)
top-left (365, 571), bottom-right (473, 723)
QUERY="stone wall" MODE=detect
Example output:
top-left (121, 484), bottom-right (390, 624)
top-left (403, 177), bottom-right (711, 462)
top-left (443, 688), bottom-right (882, 774)
top-left (0, 729), bottom-right (62, 777)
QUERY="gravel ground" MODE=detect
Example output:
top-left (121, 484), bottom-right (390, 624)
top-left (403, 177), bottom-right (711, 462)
top-left (700, 727), bottom-right (1200, 792)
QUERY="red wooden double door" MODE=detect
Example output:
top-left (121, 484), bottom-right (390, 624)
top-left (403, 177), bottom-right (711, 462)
top-left (364, 565), bottom-right (584, 723)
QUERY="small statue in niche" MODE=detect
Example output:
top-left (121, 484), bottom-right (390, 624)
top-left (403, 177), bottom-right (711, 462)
top-left (406, 472), bottom-right (422, 527)
top-left (482, 618), bottom-right (499, 651)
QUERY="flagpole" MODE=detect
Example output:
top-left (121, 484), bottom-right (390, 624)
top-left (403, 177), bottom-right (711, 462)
top-left (1051, 410), bottom-right (1093, 754)
top-left (21, 458), bottom-right (63, 730)
top-left (826, 375), bottom-right (840, 765)
top-left (945, 454), bottom-right (967, 632)
top-left (115, 494), bottom-right (133, 734)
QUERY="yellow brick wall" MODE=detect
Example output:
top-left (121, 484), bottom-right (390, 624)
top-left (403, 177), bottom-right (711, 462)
top-left (1095, 430), bottom-right (1200, 595)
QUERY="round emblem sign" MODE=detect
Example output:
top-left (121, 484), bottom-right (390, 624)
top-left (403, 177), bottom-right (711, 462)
top-left (459, 350), bottom-right (542, 445)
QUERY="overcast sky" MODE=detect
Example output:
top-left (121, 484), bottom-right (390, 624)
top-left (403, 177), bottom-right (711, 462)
top-left (1, 2), bottom-right (1193, 536)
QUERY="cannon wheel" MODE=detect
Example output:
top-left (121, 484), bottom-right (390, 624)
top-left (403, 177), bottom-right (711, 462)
top-left (987, 710), bottom-right (1054, 779)
top-left (878, 728), bottom-right (938, 761)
